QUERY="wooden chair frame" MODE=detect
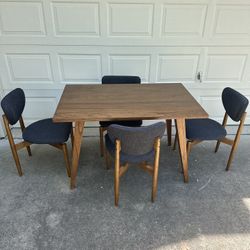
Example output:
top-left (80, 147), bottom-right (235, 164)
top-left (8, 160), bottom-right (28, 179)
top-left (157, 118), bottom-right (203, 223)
top-left (2, 114), bottom-right (71, 177)
top-left (99, 126), bottom-right (107, 157)
top-left (173, 112), bottom-right (247, 170)
top-left (104, 137), bottom-right (161, 206)
top-left (100, 119), bottom-right (172, 157)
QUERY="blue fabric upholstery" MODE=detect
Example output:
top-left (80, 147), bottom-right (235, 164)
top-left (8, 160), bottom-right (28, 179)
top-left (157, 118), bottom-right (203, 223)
top-left (185, 88), bottom-right (248, 141)
top-left (23, 118), bottom-right (72, 144)
top-left (105, 122), bottom-right (165, 163)
top-left (222, 87), bottom-right (249, 122)
top-left (102, 75), bottom-right (141, 84)
top-left (1, 88), bottom-right (25, 125)
top-left (186, 118), bottom-right (227, 141)
top-left (100, 120), bottom-right (142, 128)
top-left (105, 134), bottom-right (155, 164)
top-left (100, 75), bottom-right (142, 127)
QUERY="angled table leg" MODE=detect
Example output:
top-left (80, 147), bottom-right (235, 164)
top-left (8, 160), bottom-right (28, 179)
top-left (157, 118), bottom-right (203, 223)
top-left (166, 119), bottom-right (172, 146)
top-left (176, 118), bottom-right (189, 183)
top-left (70, 121), bottom-right (85, 189)
top-left (174, 119), bottom-right (183, 173)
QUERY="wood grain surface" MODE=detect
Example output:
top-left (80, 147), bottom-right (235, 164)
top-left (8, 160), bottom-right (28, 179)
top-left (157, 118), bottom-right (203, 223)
top-left (53, 83), bottom-right (208, 122)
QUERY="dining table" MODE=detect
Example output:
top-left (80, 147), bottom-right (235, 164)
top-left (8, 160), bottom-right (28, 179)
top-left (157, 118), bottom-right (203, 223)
top-left (53, 83), bottom-right (208, 189)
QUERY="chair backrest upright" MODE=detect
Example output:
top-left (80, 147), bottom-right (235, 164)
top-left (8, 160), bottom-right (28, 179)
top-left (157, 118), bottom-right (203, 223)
top-left (102, 75), bottom-right (141, 84)
top-left (107, 122), bottom-right (165, 155)
top-left (1, 88), bottom-right (25, 125)
top-left (222, 87), bottom-right (249, 122)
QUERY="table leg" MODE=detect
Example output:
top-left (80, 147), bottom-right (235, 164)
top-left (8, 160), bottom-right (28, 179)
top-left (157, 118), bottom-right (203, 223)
top-left (176, 118), bottom-right (189, 183)
top-left (166, 119), bottom-right (172, 146)
top-left (174, 119), bottom-right (183, 173)
top-left (70, 121), bottom-right (85, 189)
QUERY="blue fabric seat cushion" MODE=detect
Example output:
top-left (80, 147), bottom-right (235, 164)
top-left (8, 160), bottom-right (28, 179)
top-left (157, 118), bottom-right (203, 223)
top-left (105, 134), bottom-right (154, 164)
top-left (23, 118), bottom-right (72, 144)
top-left (100, 120), bottom-right (142, 128)
top-left (186, 118), bottom-right (227, 141)
top-left (102, 75), bottom-right (141, 84)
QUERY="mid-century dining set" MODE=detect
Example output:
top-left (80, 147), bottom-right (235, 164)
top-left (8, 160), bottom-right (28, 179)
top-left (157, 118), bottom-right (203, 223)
top-left (1, 76), bottom-right (249, 206)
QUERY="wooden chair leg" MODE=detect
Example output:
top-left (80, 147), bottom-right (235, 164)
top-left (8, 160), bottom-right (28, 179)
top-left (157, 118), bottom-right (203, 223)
top-left (114, 140), bottom-right (121, 206)
top-left (215, 113), bottom-right (228, 153)
top-left (26, 146), bottom-right (32, 156)
top-left (19, 117), bottom-right (32, 156)
top-left (173, 119), bottom-right (178, 150)
top-left (166, 119), bottom-right (172, 146)
top-left (173, 133), bottom-right (178, 150)
top-left (3, 115), bottom-right (23, 176)
top-left (99, 127), bottom-right (105, 157)
top-left (187, 141), bottom-right (192, 155)
top-left (152, 138), bottom-right (160, 202)
top-left (226, 112), bottom-right (246, 171)
top-left (9, 142), bottom-right (23, 176)
top-left (104, 147), bottom-right (112, 169)
top-left (62, 143), bottom-right (71, 177)
top-left (226, 144), bottom-right (237, 171)
top-left (214, 140), bottom-right (221, 153)
top-left (119, 163), bottom-right (129, 178)
top-left (70, 127), bottom-right (74, 150)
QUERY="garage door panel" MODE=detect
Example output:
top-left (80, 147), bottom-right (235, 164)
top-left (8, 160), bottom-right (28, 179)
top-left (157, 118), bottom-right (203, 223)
top-left (0, 1), bottom-right (46, 36)
top-left (58, 54), bottom-right (102, 83)
top-left (204, 54), bottom-right (247, 82)
top-left (0, 0), bottom-right (250, 134)
top-left (6, 53), bottom-right (54, 83)
top-left (51, 2), bottom-right (100, 36)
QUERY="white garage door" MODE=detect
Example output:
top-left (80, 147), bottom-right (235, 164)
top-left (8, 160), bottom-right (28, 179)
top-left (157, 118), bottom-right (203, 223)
top-left (0, 0), bottom-right (250, 136)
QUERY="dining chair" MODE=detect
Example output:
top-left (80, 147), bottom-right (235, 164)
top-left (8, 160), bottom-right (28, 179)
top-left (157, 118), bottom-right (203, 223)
top-left (173, 87), bottom-right (249, 170)
top-left (99, 75), bottom-right (142, 157)
top-left (1, 88), bottom-right (72, 177)
top-left (104, 122), bottom-right (165, 206)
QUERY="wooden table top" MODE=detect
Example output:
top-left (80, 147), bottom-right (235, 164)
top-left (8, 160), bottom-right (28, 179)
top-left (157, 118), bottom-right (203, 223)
top-left (53, 83), bottom-right (208, 122)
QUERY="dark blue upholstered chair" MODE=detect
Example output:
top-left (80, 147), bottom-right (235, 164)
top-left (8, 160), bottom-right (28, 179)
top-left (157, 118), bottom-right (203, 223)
top-left (105, 122), bottom-right (165, 206)
top-left (1, 88), bottom-right (72, 177)
top-left (99, 75), bottom-right (143, 157)
top-left (174, 87), bottom-right (248, 170)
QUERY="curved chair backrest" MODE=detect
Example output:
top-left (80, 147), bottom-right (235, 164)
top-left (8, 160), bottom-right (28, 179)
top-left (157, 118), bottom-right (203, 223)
top-left (102, 75), bottom-right (141, 84)
top-left (222, 87), bottom-right (249, 122)
top-left (107, 122), bottom-right (165, 155)
top-left (1, 88), bottom-right (25, 125)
